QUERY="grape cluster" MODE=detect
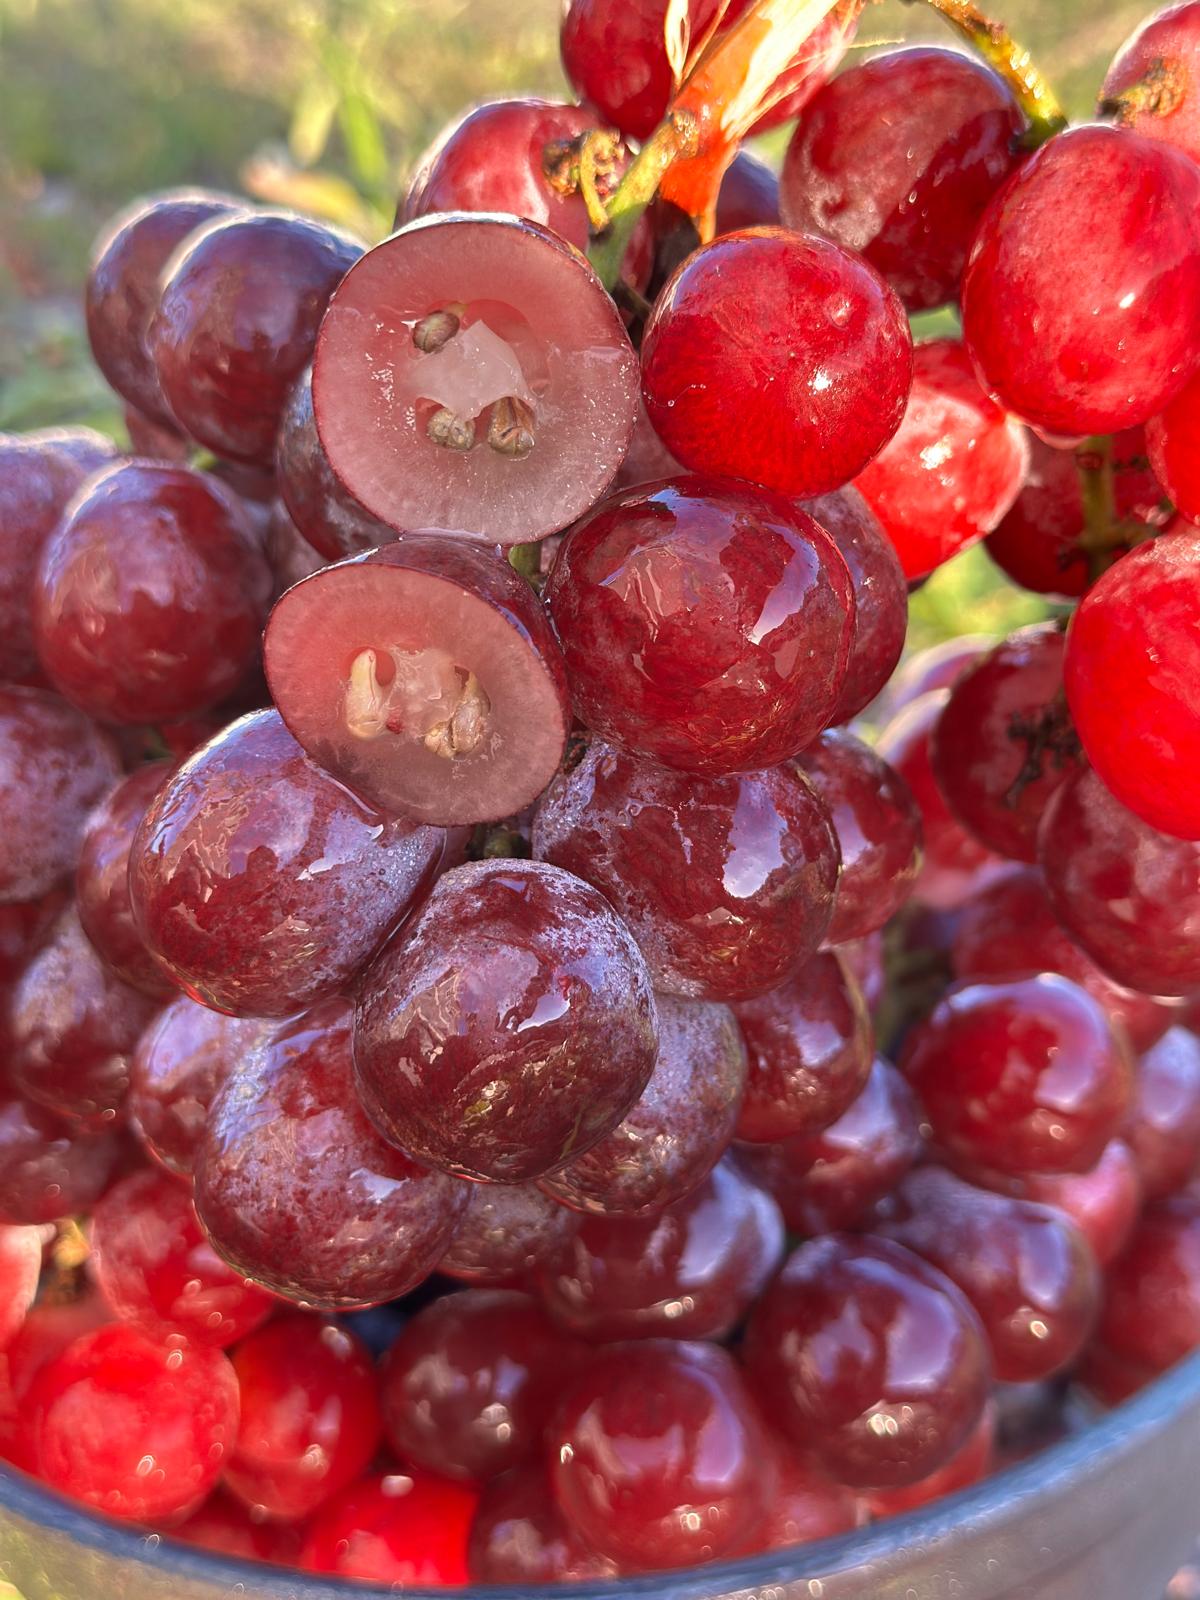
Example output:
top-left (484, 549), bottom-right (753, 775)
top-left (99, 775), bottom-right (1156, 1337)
top-left (4, 0), bottom-right (1200, 1587)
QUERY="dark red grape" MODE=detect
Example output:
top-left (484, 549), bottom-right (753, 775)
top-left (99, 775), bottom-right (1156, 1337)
top-left (0, 431), bottom-right (122, 683)
top-left (976, 1138), bottom-right (1143, 1269)
top-left (838, 929), bottom-right (886, 1013)
top-left (0, 688), bottom-right (121, 903)
top-left (549, 1339), bottom-right (774, 1569)
top-left (715, 151), bottom-right (780, 234)
top-left (804, 488), bottom-right (907, 722)
top-left (612, 397), bottom-right (682, 491)
top-left (0, 1096), bottom-right (124, 1226)
top-left (796, 728), bottom-right (922, 943)
top-left (531, 740), bottom-right (839, 1001)
top-left (536, 1159), bottom-right (783, 1343)
top-left (732, 951), bottom-right (872, 1143)
top-left (750, 1443), bottom-right (863, 1551)
top-left (1101, 2), bottom-right (1200, 166)
top-left (194, 997), bottom-right (466, 1308)
top-left (355, 859), bottom-right (658, 1182)
top-left (951, 866), bottom-right (1178, 1052)
top-left (877, 692), bottom-right (1004, 910)
top-left (225, 1315), bottom-right (381, 1520)
top-left (27, 1323), bottom-right (239, 1523)
top-left (931, 624), bottom-right (1081, 863)
top-left (34, 460), bottom-right (272, 725)
top-left (468, 1462), bottom-right (619, 1583)
top-left (540, 995), bottom-right (746, 1217)
top-left (877, 1166), bottom-right (1101, 1383)
top-left (744, 1233), bottom-right (990, 1490)
top-left (380, 1289), bottom-right (581, 1483)
top-left (274, 368), bottom-right (390, 561)
top-left (10, 905), bottom-right (160, 1128)
top-left (172, 1490), bottom-right (303, 1567)
top-left (122, 404), bottom-right (190, 463)
top-left (311, 215), bottom-right (639, 544)
top-left (883, 635), bottom-right (997, 717)
top-left (440, 1182), bottom-right (580, 1286)
top-left (86, 189), bottom-right (242, 424)
top-left (130, 709), bottom-right (450, 1017)
top-left (1077, 1338), bottom-right (1158, 1408)
top-left (641, 229), bottom-right (912, 497)
top-left (76, 762), bottom-right (173, 997)
top-left (865, 1401), bottom-right (996, 1520)
top-left (988, 430), bottom-right (1169, 601)
top-left (264, 498), bottom-right (326, 593)
top-left (300, 1470), bottom-right (479, 1585)
top-left (150, 211), bottom-right (363, 464)
top-left (1124, 1027), bottom-right (1200, 1199)
top-left (781, 47), bottom-right (1025, 311)
top-left (855, 339), bottom-right (1030, 581)
top-left (736, 1057), bottom-right (922, 1233)
top-left (546, 479), bottom-right (854, 774)
top-left (129, 996), bottom-right (272, 1179)
top-left (265, 537), bottom-right (570, 827)
top-left (1096, 1195), bottom-right (1200, 1374)
top-left (90, 1168), bottom-right (275, 1348)
top-left (1039, 766), bottom-right (1200, 997)
top-left (961, 124), bottom-right (1200, 436)
top-left (902, 975), bottom-right (1132, 1178)
top-left (1065, 531), bottom-right (1200, 840)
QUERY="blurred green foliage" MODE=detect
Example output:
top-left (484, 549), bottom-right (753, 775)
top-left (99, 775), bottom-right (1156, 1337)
top-left (0, 0), bottom-right (1154, 639)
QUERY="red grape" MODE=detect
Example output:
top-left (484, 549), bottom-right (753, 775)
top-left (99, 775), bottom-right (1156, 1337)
top-left (931, 624), bottom-right (1082, 863)
top-left (1039, 765), bottom-right (1200, 996)
top-left (1000, 1139), bottom-right (1143, 1269)
top-left (1097, 1195), bottom-right (1200, 1375)
top-left (0, 1294), bottom-right (113, 1472)
top-left (76, 763), bottom-right (175, 998)
top-left (171, 1490), bottom-right (302, 1567)
top-left (150, 210), bottom-right (363, 464)
top-left (736, 1057), bottom-right (922, 1234)
top-left (10, 905), bottom-right (160, 1128)
top-left (961, 124), bottom-right (1200, 436)
top-left (550, 1339), bottom-right (774, 1569)
top-left (90, 1168), bottom-right (275, 1348)
top-left (855, 339), bottom-right (1030, 581)
top-left (951, 866), bottom-right (1178, 1052)
top-left (531, 740), bottom-right (840, 1001)
top-left (536, 1159), bottom-right (784, 1342)
top-left (1065, 531), bottom-right (1200, 839)
top-left (877, 1166), bottom-right (1101, 1383)
top-left (311, 214), bottom-right (639, 544)
top-left (715, 150), bottom-right (780, 234)
top-left (439, 1182), bottom-right (580, 1286)
top-left (274, 367), bottom-right (390, 561)
top-left (804, 488), bottom-right (907, 722)
top-left (0, 688), bottom-right (121, 904)
top-left (468, 1462), bottom-right (619, 1582)
top-left (796, 728), bottom-right (922, 943)
top-left (540, 995), bottom-right (746, 1217)
top-left (883, 635), bottom-right (997, 716)
top-left (130, 709), bottom-right (451, 1017)
top-left (1124, 1026), bottom-right (1200, 1199)
top-left (85, 189), bottom-right (242, 425)
top-left (265, 537), bottom-right (570, 826)
top-left (194, 997), bottom-right (466, 1308)
top-left (641, 229), bottom-right (913, 497)
top-left (225, 1315), bottom-right (381, 1520)
top-left (27, 1323), bottom-right (239, 1524)
top-left (380, 1289), bottom-right (581, 1483)
top-left (865, 1402), bottom-right (996, 1520)
top-left (129, 996), bottom-right (272, 1179)
top-left (0, 1224), bottom-right (44, 1353)
top-left (354, 859), bottom-right (659, 1183)
top-left (546, 479), bottom-right (855, 774)
top-left (901, 974), bottom-right (1132, 1178)
top-left (732, 951), bottom-right (872, 1143)
top-left (1101, 2), bottom-right (1200, 166)
top-left (744, 1234), bottom-right (990, 1490)
top-left (300, 1469), bottom-right (479, 1584)
top-left (751, 1444), bottom-right (863, 1551)
top-left (781, 47), bottom-right (1025, 312)
top-left (0, 1096), bottom-right (124, 1226)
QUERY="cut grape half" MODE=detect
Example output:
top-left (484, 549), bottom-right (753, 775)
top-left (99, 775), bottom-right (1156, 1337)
top-left (265, 536), bottom-right (570, 825)
top-left (311, 214), bottom-right (639, 545)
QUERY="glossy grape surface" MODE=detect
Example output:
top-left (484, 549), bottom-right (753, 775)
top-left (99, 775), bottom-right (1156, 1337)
top-left (439, 1182), bottom-right (580, 1285)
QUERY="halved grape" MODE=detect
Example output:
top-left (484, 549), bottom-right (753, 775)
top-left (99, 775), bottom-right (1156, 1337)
top-left (311, 214), bottom-right (639, 544)
top-left (265, 537), bottom-right (570, 826)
